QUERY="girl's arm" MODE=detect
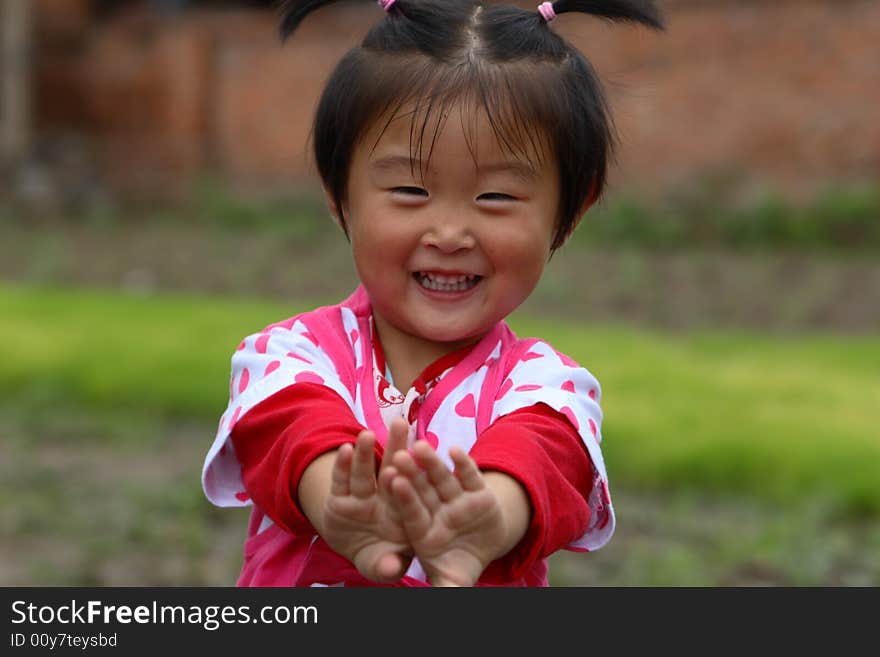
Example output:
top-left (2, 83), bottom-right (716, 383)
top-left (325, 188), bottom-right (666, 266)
top-left (470, 403), bottom-right (595, 583)
top-left (296, 450), bottom-right (337, 537)
top-left (230, 382), bottom-right (375, 534)
top-left (479, 471), bottom-right (531, 561)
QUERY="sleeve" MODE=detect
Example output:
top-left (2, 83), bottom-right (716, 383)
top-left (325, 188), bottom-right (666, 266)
top-left (201, 317), bottom-right (357, 507)
top-left (469, 403), bottom-right (595, 584)
top-left (490, 339), bottom-right (614, 552)
top-left (229, 382), bottom-right (379, 536)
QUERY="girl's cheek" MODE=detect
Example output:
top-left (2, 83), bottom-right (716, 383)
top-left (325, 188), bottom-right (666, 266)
top-left (497, 229), bottom-right (546, 257)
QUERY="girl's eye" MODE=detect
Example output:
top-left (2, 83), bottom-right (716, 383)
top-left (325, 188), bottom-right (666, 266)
top-left (392, 186), bottom-right (429, 197)
top-left (478, 193), bottom-right (516, 202)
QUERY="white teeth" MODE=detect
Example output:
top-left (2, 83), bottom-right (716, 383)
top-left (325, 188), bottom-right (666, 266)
top-left (415, 272), bottom-right (480, 292)
top-left (423, 273), bottom-right (470, 284)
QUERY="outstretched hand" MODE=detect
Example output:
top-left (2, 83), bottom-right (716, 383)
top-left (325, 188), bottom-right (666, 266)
top-left (321, 418), bottom-right (412, 582)
top-left (389, 442), bottom-right (508, 587)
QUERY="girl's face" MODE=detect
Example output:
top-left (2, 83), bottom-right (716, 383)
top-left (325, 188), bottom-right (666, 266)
top-left (337, 103), bottom-right (560, 358)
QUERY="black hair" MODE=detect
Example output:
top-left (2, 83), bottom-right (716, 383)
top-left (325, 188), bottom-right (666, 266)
top-left (280, 0), bottom-right (664, 252)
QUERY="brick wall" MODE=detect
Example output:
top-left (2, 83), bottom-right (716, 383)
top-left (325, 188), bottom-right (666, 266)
top-left (31, 0), bottom-right (880, 198)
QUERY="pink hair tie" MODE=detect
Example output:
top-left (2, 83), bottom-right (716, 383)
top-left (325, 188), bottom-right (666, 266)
top-left (537, 1), bottom-right (556, 22)
top-left (377, 0), bottom-right (396, 11)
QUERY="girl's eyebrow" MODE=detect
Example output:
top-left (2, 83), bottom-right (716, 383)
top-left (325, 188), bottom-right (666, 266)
top-left (370, 154), bottom-right (537, 182)
top-left (477, 161), bottom-right (539, 183)
top-left (369, 155), bottom-right (419, 172)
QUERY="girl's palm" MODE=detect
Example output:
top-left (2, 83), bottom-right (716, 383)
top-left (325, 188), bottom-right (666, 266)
top-left (322, 421), bottom-right (412, 582)
top-left (392, 443), bottom-right (506, 587)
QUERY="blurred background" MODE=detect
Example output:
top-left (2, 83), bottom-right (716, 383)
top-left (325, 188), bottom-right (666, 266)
top-left (1, 0), bottom-right (878, 586)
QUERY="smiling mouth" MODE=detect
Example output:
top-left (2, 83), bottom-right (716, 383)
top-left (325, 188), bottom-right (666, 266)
top-left (413, 271), bottom-right (483, 292)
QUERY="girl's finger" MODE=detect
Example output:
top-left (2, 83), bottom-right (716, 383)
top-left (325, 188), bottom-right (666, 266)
top-left (377, 465), bottom-right (398, 501)
top-left (450, 447), bottom-right (484, 492)
top-left (413, 441), bottom-right (462, 502)
top-left (329, 443), bottom-right (354, 497)
top-left (391, 475), bottom-right (431, 541)
top-left (374, 551), bottom-right (408, 583)
top-left (349, 431), bottom-right (377, 498)
top-left (392, 449), bottom-right (442, 512)
top-left (380, 417), bottom-right (409, 471)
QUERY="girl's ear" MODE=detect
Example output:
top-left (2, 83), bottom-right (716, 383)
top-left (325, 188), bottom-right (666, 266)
top-left (580, 176), bottom-right (600, 217)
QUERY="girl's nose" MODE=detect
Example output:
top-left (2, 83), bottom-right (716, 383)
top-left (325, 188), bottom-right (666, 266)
top-left (421, 221), bottom-right (476, 253)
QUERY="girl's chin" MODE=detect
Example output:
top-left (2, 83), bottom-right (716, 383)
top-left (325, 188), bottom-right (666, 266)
top-left (373, 295), bottom-right (499, 345)
top-left (406, 319), bottom-right (490, 346)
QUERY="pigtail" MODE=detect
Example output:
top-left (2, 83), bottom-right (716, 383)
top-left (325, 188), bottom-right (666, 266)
top-left (548, 0), bottom-right (664, 30)
top-left (279, 0), bottom-right (337, 41)
top-left (279, 0), bottom-right (397, 41)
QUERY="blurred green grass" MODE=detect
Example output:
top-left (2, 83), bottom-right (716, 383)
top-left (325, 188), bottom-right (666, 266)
top-left (573, 180), bottom-right (880, 251)
top-left (2, 284), bottom-right (878, 515)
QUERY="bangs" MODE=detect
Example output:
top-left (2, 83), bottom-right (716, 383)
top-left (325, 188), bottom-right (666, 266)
top-left (362, 54), bottom-right (564, 184)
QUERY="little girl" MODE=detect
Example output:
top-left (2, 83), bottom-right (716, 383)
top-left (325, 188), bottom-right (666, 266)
top-left (202, 0), bottom-right (663, 586)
